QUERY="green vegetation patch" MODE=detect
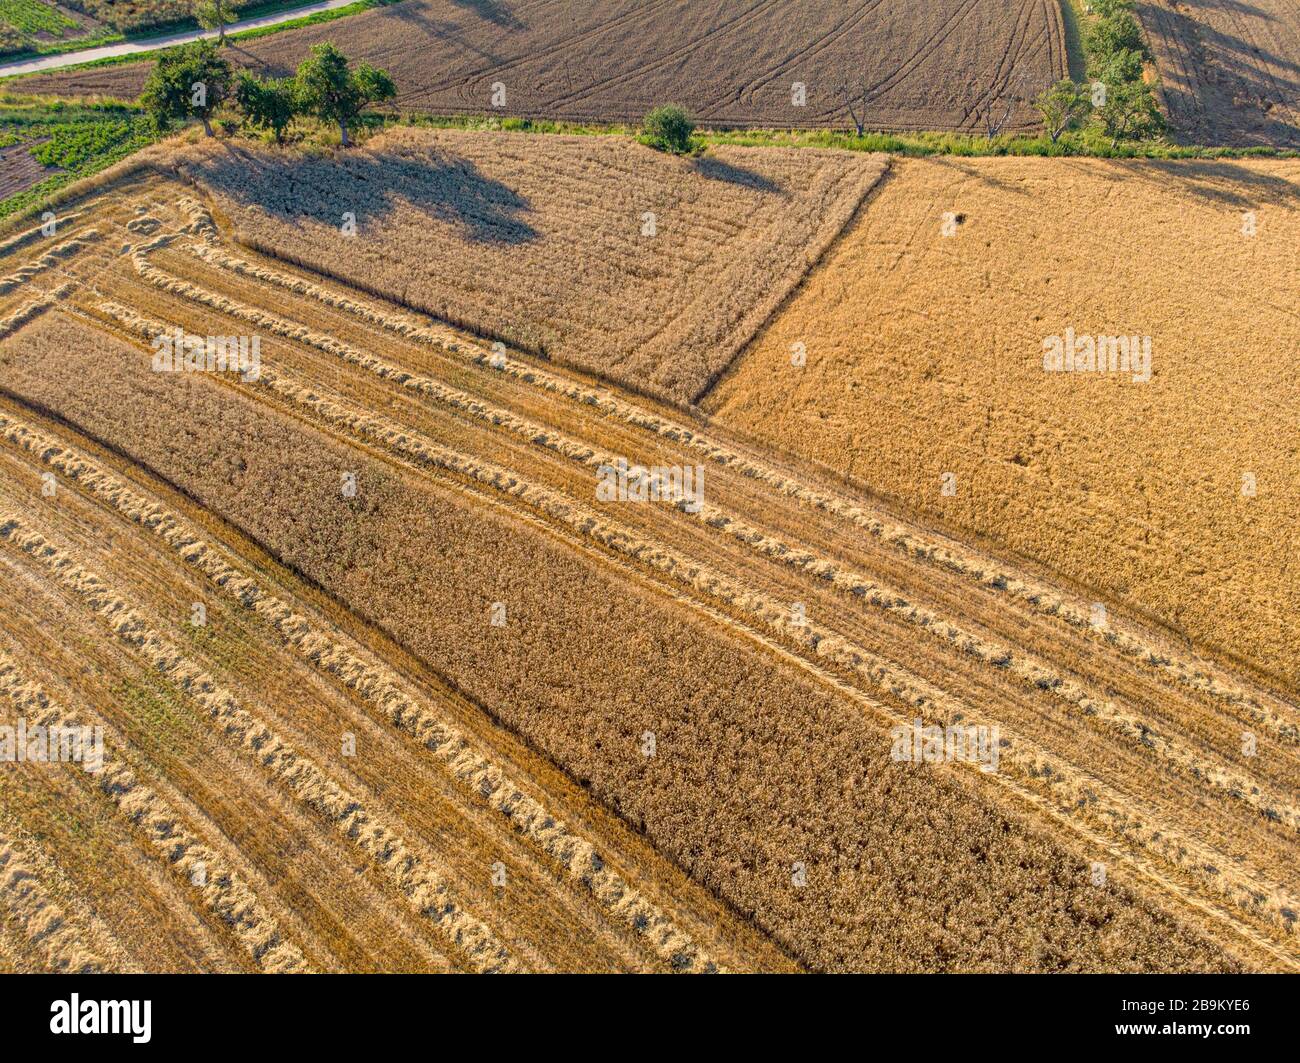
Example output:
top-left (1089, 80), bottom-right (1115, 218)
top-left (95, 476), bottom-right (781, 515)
top-left (0, 98), bottom-right (157, 221)
top-left (0, 0), bottom-right (80, 58)
top-left (0, 0), bottom-right (77, 37)
top-left (1, 0), bottom-right (394, 65)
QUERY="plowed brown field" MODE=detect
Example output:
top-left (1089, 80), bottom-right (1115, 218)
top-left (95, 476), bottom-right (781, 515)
top-left (1141, 0), bottom-right (1300, 147)
top-left (0, 136), bottom-right (1297, 972)
top-left (15, 0), bottom-right (1068, 135)
top-left (0, 142), bottom-right (53, 201)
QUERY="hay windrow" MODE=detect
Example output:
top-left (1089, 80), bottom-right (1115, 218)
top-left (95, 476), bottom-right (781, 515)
top-left (0, 152), bottom-right (1294, 974)
top-left (0, 231), bottom-right (99, 296)
top-left (0, 652), bottom-right (310, 973)
top-left (0, 516), bottom-right (524, 975)
top-left (89, 299), bottom-right (1300, 956)
top-left (181, 238), bottom-right (1300, 740)
top-left (0, 406), bottom-right (723, 974)
top-left (129, 255), bottom-right (1300, 803)
top-left (0, 829), bottom-right (109, 974)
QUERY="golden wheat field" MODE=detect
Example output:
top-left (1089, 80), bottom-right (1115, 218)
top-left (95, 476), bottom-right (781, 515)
top-left (166, 129), bottom-right (888, 404)
top-left (0, 133), bottom-right (1296, 976)
top-left (705, 154), bottom-right (1300, 696)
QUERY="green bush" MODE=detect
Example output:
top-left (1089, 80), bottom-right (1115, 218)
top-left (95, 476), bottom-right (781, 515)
top-left (29, 119), bottom-right (140, 168)
top-left (235, 71), bottom-right (296, 143)
top-left (642, 105), bottom-right (695, 154)
top-left (1088, 11), bottom-right (1149, 63)
top-left (1095, 78), bottom-right (1165, 146)
top-left (1089, 0), bottom-right (1134, 17)
top-left (1092, 46), bottom-right (1145, 87)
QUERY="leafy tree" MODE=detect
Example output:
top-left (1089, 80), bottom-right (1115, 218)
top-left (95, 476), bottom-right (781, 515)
top-left (642, 105), bottom-right (694, 154)
top-left (293, 43), bottom-right (396, 147)
top-left (139, 40), bottom-right (231, 137)
top-left (1088, 11), bottom-right (1148, 61)
top-left (235, 72), bottom-right (296, 143)
top-left (194, 0), bottom-right (235, 46)
top-left (1092, 46), bottom-right (1145, 87)
top-left (1089, 0), bottom-right (1135, 19)
top-left (1034, 79), bottom-right (1090, 142)
top-left (1096, 77), bottom-right (1164, 147)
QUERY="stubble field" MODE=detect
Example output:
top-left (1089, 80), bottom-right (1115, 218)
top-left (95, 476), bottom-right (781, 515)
top-left (168, 128), bottom-right (888, 404)
top-left (704, 153), bottom-right (1300, 696)
top-left (0, 136), bottom-right (1297, 972)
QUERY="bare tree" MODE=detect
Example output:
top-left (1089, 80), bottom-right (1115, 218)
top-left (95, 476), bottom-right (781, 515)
top-left (837, 77), bottom-right (873, 137)
top-left (194, 0), bottom-right (234, 46)
top-left (974, 73), bottom-right (1029, 140)
top-left (980, 94), bottom-right (1014, 139)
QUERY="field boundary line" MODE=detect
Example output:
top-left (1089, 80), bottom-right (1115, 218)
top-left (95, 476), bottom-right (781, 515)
top-left (0, 405), bottom-right (733, 975)
top-left (176, 236), bottom-right (1300, 735)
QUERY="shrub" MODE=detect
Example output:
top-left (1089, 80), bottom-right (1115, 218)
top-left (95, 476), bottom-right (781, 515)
top-left (642, 105), bottom-right (694, 154)
top-left (235, 72), bottom-right (296, 144)
top-left (1089, 0), bottom-right (1135, 18)
top-left (1093, 46), bottom-right (1145, 87)
top-left (1088, 11), bottom-right (1149, 63)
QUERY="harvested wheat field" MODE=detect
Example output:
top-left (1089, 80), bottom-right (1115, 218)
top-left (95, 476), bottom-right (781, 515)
top-left (0, 134), bottom-right (1297, 976)
top-left (1142, 0), bottom-right (1300, 148)
top-left (705, 154), bottom-right (1300, 696)
top-left (167, 128), bottom-right (887, 403)
top-left (15, 0), bottom-right (1067, 134)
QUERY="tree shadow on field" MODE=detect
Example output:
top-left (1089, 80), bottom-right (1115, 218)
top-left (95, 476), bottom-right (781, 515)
top-left (375, 2), bottom-right (508, 75)
top-left (1101, 158), bottom-right (1300, 207)
top-left (446, 0), bottom-right (523, 29)
top-left (690, 155), bottom-right (784, 194)
top-left (1137, 4), bottom-right (1300, 148)
top-left (936, 158), bottom-right (1028, 195)
top-left (1167, 0), bottom-right (1278, 26)
top-left (184, 143), bottom-right (538, 246)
